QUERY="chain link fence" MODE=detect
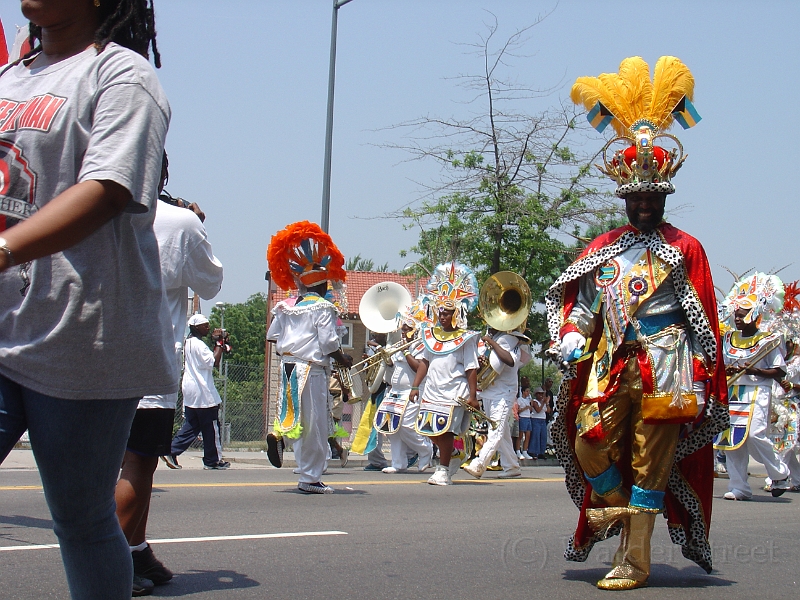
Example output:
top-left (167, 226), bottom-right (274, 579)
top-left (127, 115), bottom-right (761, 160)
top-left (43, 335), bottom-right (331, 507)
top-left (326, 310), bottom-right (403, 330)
top-left (173, 362), bottom-right (267, 451)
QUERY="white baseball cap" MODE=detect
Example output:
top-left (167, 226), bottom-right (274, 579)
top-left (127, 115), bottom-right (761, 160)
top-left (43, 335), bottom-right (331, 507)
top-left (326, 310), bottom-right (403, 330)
top-left (188, 314), bottom-right (209, 326)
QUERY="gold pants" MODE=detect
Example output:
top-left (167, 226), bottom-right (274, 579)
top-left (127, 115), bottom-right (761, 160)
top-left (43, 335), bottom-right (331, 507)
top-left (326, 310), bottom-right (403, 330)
top-left (575, 356), bottom-right (679, 494)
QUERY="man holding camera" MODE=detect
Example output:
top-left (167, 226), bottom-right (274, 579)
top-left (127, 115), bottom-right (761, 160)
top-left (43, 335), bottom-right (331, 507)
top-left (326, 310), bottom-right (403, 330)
top-left (165, 314), bottom-right (231, 470)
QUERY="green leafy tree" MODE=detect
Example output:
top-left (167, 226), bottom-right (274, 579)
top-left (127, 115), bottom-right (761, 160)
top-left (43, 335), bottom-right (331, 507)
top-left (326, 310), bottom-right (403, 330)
top-left (346, 254), bottom-right (389, 272)
top-left (392, 17), bottom-right (622, 343)
top-left (209, 293), bottom-right (267, 365)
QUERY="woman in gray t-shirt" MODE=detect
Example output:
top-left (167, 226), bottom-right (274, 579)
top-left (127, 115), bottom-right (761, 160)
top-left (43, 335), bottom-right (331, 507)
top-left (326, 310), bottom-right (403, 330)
top-left (0, 2), bottom-right (172, 598)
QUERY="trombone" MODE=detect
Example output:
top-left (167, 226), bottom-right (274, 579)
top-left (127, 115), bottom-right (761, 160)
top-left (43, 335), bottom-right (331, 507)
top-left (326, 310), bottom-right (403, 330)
top-left (348, 336), bottom-right (419, 379)
top-left (726, 336), bottom-right (782, 386)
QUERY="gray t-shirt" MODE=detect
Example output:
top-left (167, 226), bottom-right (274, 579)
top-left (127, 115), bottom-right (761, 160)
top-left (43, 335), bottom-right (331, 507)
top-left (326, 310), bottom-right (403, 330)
top-left (0, 44), bottom-right (177, 400)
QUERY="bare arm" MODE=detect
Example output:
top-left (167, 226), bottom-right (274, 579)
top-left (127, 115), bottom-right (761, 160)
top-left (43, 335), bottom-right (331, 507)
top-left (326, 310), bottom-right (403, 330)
top-left (408, 358), bottom-right (429, 403)
top-left (745, 366), bottom-right (786, 381)
top-left (466, 368), bottom-right (478, 408)
top-left (0, 180), bottom-right (130, 271)
top-left (405, 351), bottom-right (422, 372)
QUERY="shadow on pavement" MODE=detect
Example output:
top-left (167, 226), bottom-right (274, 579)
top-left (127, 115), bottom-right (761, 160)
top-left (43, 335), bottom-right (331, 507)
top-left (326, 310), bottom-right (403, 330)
top-left (0, 514), bottom-right (53, 529)
top-left (563, 564), bottom-right (735, 588)
top-left (153, 569), bottom-right (259, 596)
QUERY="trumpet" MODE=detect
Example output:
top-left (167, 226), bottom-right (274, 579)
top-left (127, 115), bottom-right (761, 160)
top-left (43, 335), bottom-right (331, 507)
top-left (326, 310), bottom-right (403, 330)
top-left (455, 397), bottom-right (498, 430)
top-left (349, 336), bottom-right (419, 379)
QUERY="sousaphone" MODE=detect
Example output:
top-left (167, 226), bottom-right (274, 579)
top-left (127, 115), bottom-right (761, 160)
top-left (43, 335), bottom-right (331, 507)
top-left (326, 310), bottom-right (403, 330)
top-left (476, 271), bottom-right (532, 389)
top-left (350, 281), bottom-right (415, 395)
top-left (359, 281), bottom-right (413, 333)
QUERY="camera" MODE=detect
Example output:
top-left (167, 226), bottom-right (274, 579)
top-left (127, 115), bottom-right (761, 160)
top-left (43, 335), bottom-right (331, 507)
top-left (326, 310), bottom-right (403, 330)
top-left (158, 191), bottom-right (190, 209)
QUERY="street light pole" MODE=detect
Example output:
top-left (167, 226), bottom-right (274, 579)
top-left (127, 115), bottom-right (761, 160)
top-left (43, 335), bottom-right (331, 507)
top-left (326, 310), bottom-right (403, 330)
top-left (321, 0), bottom-right (353, 233)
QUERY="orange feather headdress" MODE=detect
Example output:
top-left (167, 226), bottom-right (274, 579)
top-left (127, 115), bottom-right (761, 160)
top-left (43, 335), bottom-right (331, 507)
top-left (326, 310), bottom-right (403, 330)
top-left (266, 221), bottom-right (346, 291)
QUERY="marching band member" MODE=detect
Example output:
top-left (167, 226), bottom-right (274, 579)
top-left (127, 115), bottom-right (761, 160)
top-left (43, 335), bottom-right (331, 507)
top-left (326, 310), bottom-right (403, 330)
top-left (763, 281), bottom-right (800, 492)
top-left (715, 273), bottom-right (791, 499)
top-left (409, 262), bottom-right (481, 486)
top-left (375, 318), bottom-right (434, 473)
top-left (266, 221), bottom-right (353, 494)
top-left (550, 57), bottom-right (728, 589)
top-left (464, 327), bottom-right (531, 479)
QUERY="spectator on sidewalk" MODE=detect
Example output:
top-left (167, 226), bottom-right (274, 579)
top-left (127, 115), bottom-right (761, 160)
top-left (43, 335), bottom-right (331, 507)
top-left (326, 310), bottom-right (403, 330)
top-left (163, 315), bottom-right (231, 470)
top-left (516, 384), bottom-right (532, 459)
top-left (528, 386), bottom-right (548, 459)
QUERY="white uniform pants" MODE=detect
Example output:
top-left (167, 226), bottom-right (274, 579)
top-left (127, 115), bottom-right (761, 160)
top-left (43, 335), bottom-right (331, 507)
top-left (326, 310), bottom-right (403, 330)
top-left (389, 401), bottom-right (433, 470)
top-left (296, 367), bottom-right (331, 484)
top-left (727, 397), bottom-right (789, 497)
top-left (474, 396), bottom-right (519, 470)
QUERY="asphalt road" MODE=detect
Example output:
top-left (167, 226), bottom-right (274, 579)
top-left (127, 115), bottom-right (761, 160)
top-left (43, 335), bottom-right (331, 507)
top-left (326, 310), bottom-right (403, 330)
top-left (1, 456), bottom-right (797, 599)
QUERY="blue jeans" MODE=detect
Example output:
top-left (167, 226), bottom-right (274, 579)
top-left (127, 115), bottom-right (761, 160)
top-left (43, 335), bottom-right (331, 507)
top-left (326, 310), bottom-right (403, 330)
top-left (528, 418), bottom-right (547, 456)
top-left (0, 374), bottom-right (138, 600)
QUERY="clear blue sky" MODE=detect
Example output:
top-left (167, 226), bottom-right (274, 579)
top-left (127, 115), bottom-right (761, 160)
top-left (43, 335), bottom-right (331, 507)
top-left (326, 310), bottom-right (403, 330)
top-left (2, 1), bottom-right (798, 308)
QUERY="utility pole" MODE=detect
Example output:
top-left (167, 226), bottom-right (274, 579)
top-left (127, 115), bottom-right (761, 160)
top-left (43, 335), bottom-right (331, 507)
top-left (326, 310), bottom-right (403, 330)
top-left (320, 0), bottom-right (354, 233)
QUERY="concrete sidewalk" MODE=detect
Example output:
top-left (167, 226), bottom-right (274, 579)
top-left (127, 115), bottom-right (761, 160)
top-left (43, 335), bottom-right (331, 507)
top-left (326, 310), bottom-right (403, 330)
top-left (2, 447), bottom-right (563, 471)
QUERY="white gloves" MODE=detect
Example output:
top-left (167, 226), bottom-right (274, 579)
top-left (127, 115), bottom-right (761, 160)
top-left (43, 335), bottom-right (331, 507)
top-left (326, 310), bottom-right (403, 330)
top-left (560, 331), bottom-right (587, 362)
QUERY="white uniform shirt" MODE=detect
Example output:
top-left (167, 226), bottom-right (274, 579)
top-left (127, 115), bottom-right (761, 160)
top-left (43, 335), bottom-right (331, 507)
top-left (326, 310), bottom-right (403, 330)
top-left (267, 297), bottom-right (341, 366)
top-left (390, 344), bottom-right (424, 393)
top-left (723, 333), bottom-right (786, 387)
top-left (421, 335), bottom-right (480, 406)
top-left (181, 336), bottom-right (222, 408)
top-left (478, 333), bottom-right (520, 402)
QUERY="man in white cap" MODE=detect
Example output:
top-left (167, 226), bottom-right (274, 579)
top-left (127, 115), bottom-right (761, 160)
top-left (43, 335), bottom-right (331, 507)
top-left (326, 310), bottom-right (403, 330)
top-left (164, 313), bottom-right (231, 470)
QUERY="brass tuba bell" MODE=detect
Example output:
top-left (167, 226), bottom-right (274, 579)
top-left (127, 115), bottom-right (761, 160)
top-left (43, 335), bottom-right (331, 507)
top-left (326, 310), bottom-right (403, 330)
top-left (478, 271), bottom-right (532, 332)
top-left (476, 271), bottom-right (532, 390)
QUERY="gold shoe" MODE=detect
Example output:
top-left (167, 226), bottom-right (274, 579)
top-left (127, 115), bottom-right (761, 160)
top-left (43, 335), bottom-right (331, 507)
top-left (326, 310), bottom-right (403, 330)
top-left (596, 577), bottom-right (647, 591)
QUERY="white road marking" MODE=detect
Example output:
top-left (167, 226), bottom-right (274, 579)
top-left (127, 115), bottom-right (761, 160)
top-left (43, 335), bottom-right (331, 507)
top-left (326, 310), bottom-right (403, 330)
top-left (0, 530), bottom-right (348, 552)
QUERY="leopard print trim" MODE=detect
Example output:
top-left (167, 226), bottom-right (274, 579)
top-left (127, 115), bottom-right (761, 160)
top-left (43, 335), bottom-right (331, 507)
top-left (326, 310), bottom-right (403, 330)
top-left (545, 228), bottom-right (717, 366)
top-left (546, 230), bottom-right (639, 350)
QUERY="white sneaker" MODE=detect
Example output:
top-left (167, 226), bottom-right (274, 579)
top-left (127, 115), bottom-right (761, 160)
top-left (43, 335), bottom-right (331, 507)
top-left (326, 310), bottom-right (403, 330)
top-left (499, 466), bottom-right (522, 478)
top-left (722, 491), bottom-right (750, 501)
top-left (516, 450), bottom-right (524, 459)
top-left (427, 465), bottom-right (452, 486)
top-left (382, 466), bottom-right (399, 474)
top-left (521, 452), bottom-right (533, 460)
top-left (292, 468), bottom-right (301, 474)
top-left (463, 460), bottom-right (485, 479)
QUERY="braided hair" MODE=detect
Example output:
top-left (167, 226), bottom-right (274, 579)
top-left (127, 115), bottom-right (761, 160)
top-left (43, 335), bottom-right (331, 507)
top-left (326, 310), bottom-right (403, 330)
top-left (26, 0), bottom-right (161, 67)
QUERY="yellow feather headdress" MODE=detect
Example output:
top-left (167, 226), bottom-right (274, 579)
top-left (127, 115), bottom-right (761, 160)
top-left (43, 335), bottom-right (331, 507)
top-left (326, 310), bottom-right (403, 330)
top-left (571, 56), bottom-right (701, 197)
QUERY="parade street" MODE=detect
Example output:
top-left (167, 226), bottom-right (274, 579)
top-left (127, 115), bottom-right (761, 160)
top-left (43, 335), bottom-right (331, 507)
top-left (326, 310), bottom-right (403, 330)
top-left (0, 450), bottom-right (795, 599)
